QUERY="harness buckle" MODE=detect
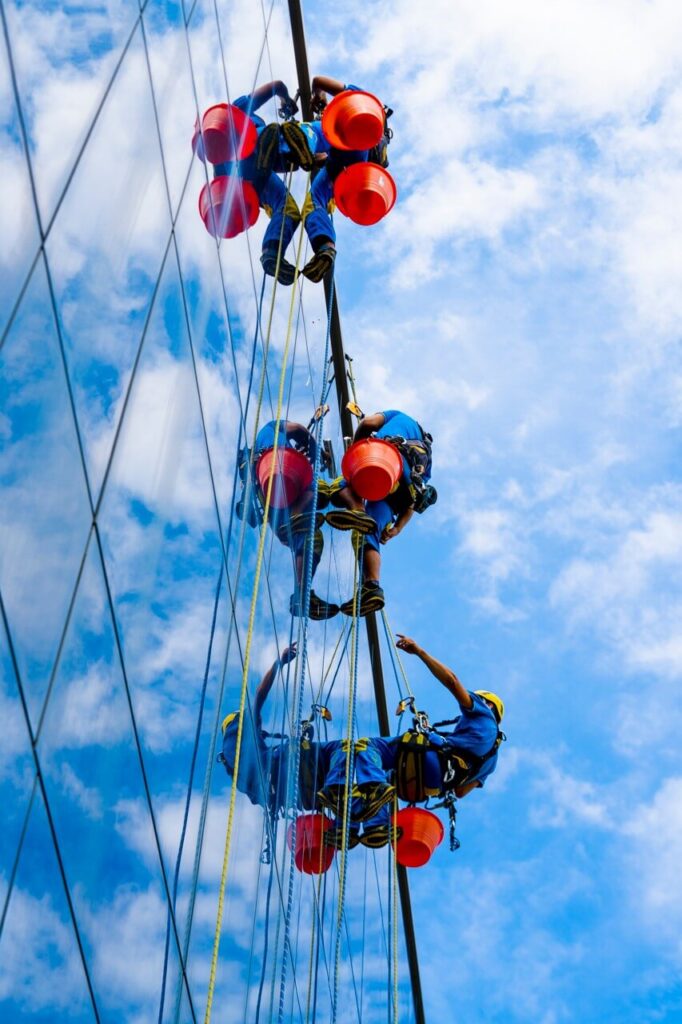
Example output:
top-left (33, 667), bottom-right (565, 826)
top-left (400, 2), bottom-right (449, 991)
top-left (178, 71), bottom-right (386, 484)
top-left (442, 758), bottom-right (456, 785)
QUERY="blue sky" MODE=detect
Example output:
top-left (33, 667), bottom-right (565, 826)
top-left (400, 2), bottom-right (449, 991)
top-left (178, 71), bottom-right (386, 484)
top-left (2, 0), bottom-right (682, 1022)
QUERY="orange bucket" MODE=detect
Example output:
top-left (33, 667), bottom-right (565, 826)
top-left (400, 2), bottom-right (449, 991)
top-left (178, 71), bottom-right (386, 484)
top-left (341, 438), bottom-right (402, 501)
top-left (334, 162), bottom-right (397, 226)
top-left (198, 175), bottom-right (260, 238)
top-left (321, 89), bottom-right (386, 151)
top-left (392, 808), bottom-right (444, 868)
top-left (256, 447), bottom-right (313, 509)
top-left (287, 813), bottom-right (335, 874)
top-left (197, 103), bottom-right (257, 164)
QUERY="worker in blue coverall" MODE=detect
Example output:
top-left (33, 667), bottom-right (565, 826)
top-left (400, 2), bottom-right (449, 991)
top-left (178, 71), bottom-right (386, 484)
top-left (298, 74), bottom-right (393, 284)
top-left (324, 410), bottom-right (437, 616)
top-left (202, 80), bottom-right (307, 285)
top-left (237, 418), bottom-right (338, 620)
top-left (318, 636), bottom-right (504, 848)
top-left (220, 644), bottom-right (337, 814)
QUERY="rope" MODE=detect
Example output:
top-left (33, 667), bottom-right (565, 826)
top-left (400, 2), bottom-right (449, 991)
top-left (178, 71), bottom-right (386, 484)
top-left (331, 540), bottom-right (363, 1023)
top-left (391, 791), bottom-right (400, 1024)
top-left (274, 270), bottom-right (335, 1024)
top-left (157, 564), bottom-right (224, 1022)
top-left (304, 872), bottom-right (324, 1022)
top-left (380, 608), bottom-right (414, 700)
top-left (203, 172), bottom-right (311, 1024)
top-left (170, 317), bottom-right (264, 1024)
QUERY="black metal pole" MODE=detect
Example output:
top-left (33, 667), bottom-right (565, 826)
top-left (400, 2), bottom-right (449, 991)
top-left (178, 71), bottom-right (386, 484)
top-left (285, 6), bottom-right (426, 1021)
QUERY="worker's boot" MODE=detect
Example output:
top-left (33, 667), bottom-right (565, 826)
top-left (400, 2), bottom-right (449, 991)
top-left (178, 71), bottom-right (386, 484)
top-left (261, 245), bottom-right (297, 285)
top-left (302, 242), bottom-right (336, 283)
top-left (290, 589), bottom-right (339, 620)
top-left (281, 121), bottom-right (315, 170)
top-left (324, 508), bottom-right (376, 534)
top-left (339, 581), bottom-right (385, 617)
top-left (355, 782), bottom-right (396, 821)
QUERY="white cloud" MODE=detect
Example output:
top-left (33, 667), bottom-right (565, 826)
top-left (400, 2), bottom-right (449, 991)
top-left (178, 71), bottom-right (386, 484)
top-left (56, 762), bottom-right (104, 820)
top-left (78, 884), bottom-right (167, 1007)
top-left (381, 159), bottom-right (542, 288)
top-left (0, 886), bottom-right (89, 1012)
top-left (526, 752), bottom-right (613, 831)
top-left (101, 353), bottom-right (217, 521)
top-left (622, 776), bottom-right (682, 964)
top-left (43, 663), bottom-right (131, 750)
top-left (551, 501), bottom-right (682, 677)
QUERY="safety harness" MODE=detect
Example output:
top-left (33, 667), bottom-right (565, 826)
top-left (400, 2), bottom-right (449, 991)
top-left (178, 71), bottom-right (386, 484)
top-left (381, 424), bottom-right (436, 514)
top-left (393, 708), bottom-right (505, 804)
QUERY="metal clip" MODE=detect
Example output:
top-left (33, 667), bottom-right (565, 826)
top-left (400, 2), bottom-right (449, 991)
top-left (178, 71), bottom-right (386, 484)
top-left (311, 403), bottom-right (329, 422)
top-left (312, 702), bottom-right (332, 721)
top-left (395, 696), bottom-right (416, 716)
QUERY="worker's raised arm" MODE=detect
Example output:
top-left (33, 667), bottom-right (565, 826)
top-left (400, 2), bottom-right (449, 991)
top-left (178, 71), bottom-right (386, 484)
top-left (353, 412), bottom-right (386, 441)
top-left (254, 643), bottom-right (297, 722)
top-left (249, 80), bottom-right (294, 111)
top-left (311, 75), bottom-right (346, 97)
top-left (395, 636), bottom-right (474, 710)
top-left (311, 75), bottom-right (346, 113)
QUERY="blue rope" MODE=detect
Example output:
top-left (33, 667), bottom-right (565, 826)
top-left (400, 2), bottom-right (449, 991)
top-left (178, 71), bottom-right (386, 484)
top-left (275, 274), bottom-right (335, 1024)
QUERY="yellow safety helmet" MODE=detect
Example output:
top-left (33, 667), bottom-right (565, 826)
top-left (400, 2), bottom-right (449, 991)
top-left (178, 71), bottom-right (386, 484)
top-left (474, 690), bottom-right (504, 723)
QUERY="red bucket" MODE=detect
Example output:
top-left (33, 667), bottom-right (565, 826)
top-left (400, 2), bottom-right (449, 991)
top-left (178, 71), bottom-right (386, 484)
top-left (334, 162), bottom-right (397, 226)
top-left (321, 89), bottom-right (386, 151)
top-left (256, 447), bottom-right (313, 509)
top-left (392, 808), bottom-right (444, 868)
top-left (287, 813), bottom-right (335, 874)
top-left (197, 103), bottom-right (257, 164)
top-left (341, 438), bottom-right (402, 501)
top-left (198, 175), bottom-right (260, 238)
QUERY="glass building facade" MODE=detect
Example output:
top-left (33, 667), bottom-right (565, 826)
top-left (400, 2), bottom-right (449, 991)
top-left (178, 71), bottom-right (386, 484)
top-left (0, 1), bottom-right (413, 1020)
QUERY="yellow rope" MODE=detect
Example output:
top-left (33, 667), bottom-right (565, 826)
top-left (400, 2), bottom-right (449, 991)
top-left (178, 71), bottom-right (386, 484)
top-left (203, 175), bottom-right (310, 1024)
